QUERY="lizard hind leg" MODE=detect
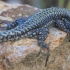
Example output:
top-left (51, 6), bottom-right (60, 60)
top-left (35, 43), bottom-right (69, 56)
top-left (55, 19), bottom-right (70, 34)
top-left (55, 18), bottom-right (70, 39)
top-left (62, 18), bottom-right (70, 34)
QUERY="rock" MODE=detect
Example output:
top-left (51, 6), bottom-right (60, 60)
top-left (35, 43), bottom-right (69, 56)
top-left (0, 63), bottom-right (3, 70)
top-left (0, 1), bottom-right (69, 70)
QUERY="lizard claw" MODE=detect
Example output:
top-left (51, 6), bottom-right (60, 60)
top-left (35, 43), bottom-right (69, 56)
top-left (36, 42), bottom-right (51, 66)
top-left (45, 42), bottom-right (51, 66)
top-left (36, 46), bottom-right (42, 57)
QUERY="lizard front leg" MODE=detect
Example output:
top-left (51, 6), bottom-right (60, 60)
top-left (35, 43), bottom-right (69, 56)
top-left (26, 27), bottom-right (51, 66)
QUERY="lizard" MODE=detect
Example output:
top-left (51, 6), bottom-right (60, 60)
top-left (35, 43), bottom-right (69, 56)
top-left (0, 7), bottom-right (70, 66)
top-left (5, 16), bottom-right (70, 32)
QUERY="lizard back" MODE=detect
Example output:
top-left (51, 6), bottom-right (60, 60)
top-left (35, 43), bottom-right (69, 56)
top-left (0, 7), bottom-right (70, 42)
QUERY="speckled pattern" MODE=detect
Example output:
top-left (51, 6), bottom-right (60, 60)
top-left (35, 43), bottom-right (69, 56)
top-left (1, 7), bottom-right (70, 65)
top-left (6, 17), bottom-right (26, 30)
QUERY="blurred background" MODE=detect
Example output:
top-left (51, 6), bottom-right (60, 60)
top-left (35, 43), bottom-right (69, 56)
top-left (2, 0), bottom-right (70, 9)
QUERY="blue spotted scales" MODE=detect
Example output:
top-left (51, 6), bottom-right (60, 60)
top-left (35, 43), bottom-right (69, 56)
top-left (1, 7), bottom-right (70, 66)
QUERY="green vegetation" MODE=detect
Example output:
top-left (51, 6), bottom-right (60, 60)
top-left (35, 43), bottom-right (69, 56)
top-left (40, 0), bottom-right (70, 9)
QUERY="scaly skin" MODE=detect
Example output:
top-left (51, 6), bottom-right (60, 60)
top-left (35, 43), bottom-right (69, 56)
top-left (0, 7), bottom-right (70, 41)
top-left (0, 7), bottom-right (70, 66)
top-left (6, 7), bottom-right (70, 30)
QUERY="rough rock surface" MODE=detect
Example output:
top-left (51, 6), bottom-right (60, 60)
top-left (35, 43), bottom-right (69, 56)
top-left (0, 1), bottom-right (70, 70)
